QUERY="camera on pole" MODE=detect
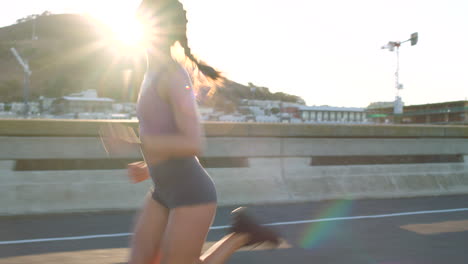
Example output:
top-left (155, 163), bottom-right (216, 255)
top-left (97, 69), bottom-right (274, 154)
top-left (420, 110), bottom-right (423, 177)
top-left (381, 32), bottom-right (418, 118)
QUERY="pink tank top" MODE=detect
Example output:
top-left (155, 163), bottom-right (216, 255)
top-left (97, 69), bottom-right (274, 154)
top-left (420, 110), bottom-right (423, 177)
top-left (136, 64), bottom-right (195, 136)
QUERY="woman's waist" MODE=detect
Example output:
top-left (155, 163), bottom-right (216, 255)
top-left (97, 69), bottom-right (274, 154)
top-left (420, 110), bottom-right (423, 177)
top-left (138, 122), bottom-right (178, 136)
top-left (141, 144), bottom-right (198, 167)
top-left (147, 155), bottom-right (201, 176)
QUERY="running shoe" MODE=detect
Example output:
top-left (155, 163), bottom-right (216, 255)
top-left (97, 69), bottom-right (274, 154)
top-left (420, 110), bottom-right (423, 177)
top-left (230, 207), bottom-right (280, 247)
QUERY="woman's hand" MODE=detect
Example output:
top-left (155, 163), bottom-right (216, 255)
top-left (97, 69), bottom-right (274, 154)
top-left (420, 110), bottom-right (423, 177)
top-left (127, 161), bottom-right (150, 183)
top-left (99, 123), bottom-right (141, 156)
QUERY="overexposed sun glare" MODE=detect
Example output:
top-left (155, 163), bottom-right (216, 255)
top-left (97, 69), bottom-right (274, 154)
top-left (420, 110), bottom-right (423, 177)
top-left (110, 17), bottom-right (144, 46)
top-left (95, 12), bottom-right (149, 55)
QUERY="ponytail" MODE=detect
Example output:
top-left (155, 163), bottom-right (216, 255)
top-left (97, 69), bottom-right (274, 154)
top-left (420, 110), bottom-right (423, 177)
top-left (172, 1), bottom-right (221, 81)
top-left (138, 0), bottom-right (222, 83)
top-left (178, 34), bottom-right (221, 80)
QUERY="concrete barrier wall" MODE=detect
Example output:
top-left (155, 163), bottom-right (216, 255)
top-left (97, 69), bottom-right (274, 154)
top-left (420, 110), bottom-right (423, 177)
top-left (0, 120), bottom-right (467, 215)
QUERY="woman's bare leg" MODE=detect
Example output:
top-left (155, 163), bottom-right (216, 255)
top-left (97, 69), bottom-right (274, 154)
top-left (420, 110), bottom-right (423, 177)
top-left (159, 203), bottom-right (254, 264)
top-left (160, 203), bottom-right (217, 264)
top-left (200, 232), bottom-right (251, 264)
top-left (200, 207), bottom-right (280, 263)
top-left (128, 194), bottom-right (169, 264)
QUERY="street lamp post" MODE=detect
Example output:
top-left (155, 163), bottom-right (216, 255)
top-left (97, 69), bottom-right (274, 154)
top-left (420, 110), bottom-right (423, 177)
top-left (10, 47), bottom-right (32, 117)
top-left (381, 32), bottom-right (418, 118)
top-left (32, 16), bottom-right (39, 41)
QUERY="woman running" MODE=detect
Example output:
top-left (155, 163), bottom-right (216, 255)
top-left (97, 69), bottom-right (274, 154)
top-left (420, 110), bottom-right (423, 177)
top-left (100, 0), bottom-right (279, 263)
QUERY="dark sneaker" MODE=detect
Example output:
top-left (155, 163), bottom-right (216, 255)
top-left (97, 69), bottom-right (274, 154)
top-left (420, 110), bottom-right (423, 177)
top-left (230, 207), bottom-right (280, 247)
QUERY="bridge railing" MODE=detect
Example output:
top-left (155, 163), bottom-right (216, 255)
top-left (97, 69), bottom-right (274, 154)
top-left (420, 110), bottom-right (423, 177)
top-left (0, 119), bottom-right (467, 215)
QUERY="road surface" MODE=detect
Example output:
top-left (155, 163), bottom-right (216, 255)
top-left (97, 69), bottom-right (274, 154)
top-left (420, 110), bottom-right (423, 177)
top-left (1, 195), bottom-right (467, 264)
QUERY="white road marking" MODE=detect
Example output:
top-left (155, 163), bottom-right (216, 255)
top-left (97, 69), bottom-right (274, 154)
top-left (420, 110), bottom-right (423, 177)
top-left (264, 207), bottom-right (468, 227)
top-left (1, 207), bottom-right (467, 246)
top-left (0, 233), bottom-right (132, 245)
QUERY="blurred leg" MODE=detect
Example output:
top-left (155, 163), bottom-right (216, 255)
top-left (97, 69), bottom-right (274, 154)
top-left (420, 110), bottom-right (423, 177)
top-left (200, 233), bottom-right (251, 264)
top-left (160, 203), bottom-right (216, 264)
top-left (160, 203), bottom-right (251, 264)
top-left (128, 194), bottom-right (169, 264)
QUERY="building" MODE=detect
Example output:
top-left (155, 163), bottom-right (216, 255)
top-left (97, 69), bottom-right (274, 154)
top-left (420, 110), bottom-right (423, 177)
top-left (9, 102), bottom-right (40, 115)
top-left (299, 106), bottom-right (368, 124)
top-left (282, 106), bottom-right (300, 118)
top-left (367, 100), bottom-right (468, 125)
top-left (51, 90), bottom-right (114, 115)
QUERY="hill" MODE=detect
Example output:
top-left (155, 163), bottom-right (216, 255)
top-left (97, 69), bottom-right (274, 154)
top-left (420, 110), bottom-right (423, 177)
top-left (0, 13), bottom-right (304, 108)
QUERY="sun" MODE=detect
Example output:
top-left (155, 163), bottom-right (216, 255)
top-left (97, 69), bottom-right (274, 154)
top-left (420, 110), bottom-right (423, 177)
top-left (94, 12), bottom-right (150, 56)
top-left (111, 17), bottom-right (145, 47)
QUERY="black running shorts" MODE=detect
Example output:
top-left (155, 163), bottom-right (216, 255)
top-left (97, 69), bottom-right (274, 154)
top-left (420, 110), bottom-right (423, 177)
top-left (148, 156), bottom-right (217, 208)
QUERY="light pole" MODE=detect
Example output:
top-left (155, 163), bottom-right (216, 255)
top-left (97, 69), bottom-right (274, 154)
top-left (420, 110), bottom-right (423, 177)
top-left (381, 32), bottom-right (418, 117)
top-left (32, 15), bottom-right (39, 41)
top-left (10, 47), bottom-right (32, 117)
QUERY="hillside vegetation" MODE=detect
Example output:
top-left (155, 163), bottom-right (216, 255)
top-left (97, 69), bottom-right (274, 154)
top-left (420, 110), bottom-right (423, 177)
top-left (0, 13), bottom-right (304, 109)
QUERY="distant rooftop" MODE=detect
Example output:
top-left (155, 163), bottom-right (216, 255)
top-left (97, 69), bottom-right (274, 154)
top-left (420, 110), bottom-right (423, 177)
top-left (61, 96), bottom-right (114, 102)
top-left (299, 105), bottom-right (365, 112)
top-left (61, 89), bottom-right (114, 102)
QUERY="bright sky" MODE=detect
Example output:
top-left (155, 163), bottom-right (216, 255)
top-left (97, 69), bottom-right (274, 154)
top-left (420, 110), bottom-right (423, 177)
top-left (2, 0), bottom-right (467, 107)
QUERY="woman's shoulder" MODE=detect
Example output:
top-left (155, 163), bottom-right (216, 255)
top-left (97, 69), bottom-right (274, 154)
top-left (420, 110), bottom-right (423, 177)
top-left (154, 62), bottom-right (193, 101)
top-left (166, 62), bottom-right (192, 86)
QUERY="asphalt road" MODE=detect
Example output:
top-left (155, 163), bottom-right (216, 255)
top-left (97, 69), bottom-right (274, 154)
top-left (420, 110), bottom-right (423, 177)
top-left (1, 195), bottom-right (467, 264)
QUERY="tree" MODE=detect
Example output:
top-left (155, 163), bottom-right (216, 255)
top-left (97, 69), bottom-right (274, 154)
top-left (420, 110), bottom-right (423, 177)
top-left (15, 11), bottom-right (52, 24)
top-left (271, 107), bottom-right (280, 114)
top-left (0, 80), bottom-right (22, 102)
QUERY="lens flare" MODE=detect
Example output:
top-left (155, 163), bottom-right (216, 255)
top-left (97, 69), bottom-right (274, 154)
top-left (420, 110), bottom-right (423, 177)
top-left (111, 18), bottom-right (145, 47)
top-left (299, 199), bottom-right (353, 249)
top-left (93, 11), bottom-right (157, 58)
